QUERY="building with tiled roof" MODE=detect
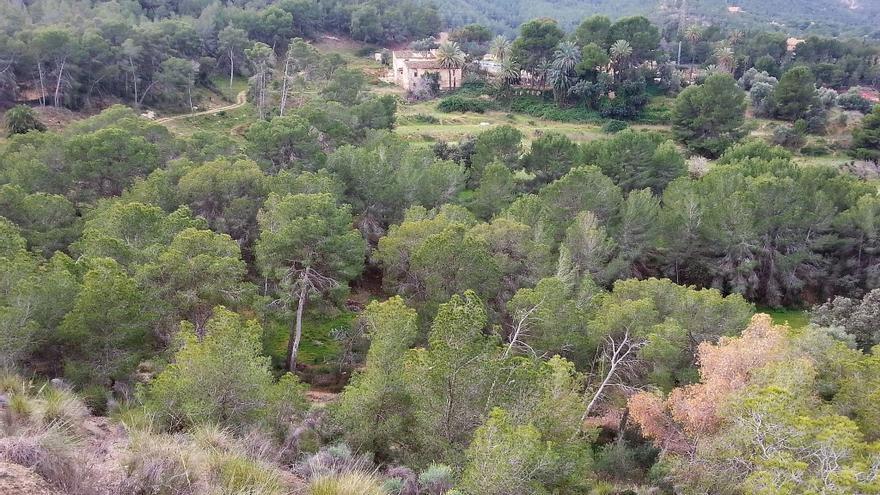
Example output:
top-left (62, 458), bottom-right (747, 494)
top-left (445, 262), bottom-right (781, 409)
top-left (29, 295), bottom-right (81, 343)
top-left (390, 50), bottom-right (462, 91)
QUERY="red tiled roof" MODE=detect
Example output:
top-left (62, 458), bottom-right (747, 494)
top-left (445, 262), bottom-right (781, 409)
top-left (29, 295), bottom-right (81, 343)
top-left (405, 60), bottom-right (451, 70)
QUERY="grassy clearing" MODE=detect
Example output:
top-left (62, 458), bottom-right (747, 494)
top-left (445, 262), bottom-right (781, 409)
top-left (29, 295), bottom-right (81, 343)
top-left (396, 100), bottom-right (621, 145)
top-left (208, 75), bottom-right (249, 102)
top-left (159, 103), bottom-right (255, 138)
top-left (759, 307), bottom-right (809, 328)
top-left (263, 311), bottom-right (355, 368)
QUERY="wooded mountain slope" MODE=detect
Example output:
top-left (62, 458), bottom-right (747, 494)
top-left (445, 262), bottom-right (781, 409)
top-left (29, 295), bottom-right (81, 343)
top-left (436, 0), bottom-right (880, 37)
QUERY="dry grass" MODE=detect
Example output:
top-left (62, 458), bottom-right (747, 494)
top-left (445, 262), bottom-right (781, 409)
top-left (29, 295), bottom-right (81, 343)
top-left (308, 471), bottom-right (386, 495)
top-left (0, 375), bottom-right (101, 494)
top-left (120, 428), bottom-right (289, 495)
top-left (120, 431), bottom-right (212, 495)
top-left (0, 424), bottom-right (92, 494)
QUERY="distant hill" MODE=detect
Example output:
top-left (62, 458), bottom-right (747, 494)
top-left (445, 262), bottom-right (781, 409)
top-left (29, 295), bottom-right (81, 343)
top-left (436, 0), bottom-right (880, 38)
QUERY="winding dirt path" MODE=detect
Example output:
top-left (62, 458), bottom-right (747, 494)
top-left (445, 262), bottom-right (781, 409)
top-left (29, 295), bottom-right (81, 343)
top-left (155, 90), bottom-right (247, 124)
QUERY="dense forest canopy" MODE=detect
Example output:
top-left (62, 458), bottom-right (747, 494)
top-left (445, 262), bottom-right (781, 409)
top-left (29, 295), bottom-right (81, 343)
top-left (434, 0), bottom-right (880, 37)
top-left (1, 0), bottom-right (880, 493)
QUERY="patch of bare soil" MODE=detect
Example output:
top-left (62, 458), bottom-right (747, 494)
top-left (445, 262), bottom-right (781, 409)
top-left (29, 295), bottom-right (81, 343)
top-left (31, 106), bottom-right (86, 132)
top-left (306, 389), bottom-right (340, 407)
top-left (313, 34), bottom-right (366, 53)
top-left (0, 462), bottom-right (57, 495)
top-left (81, 416), bottom-right (128, 491)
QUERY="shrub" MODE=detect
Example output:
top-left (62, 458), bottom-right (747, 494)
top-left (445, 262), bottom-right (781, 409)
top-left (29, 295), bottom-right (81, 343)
top-left (593, 442), bottom-right (658, 482)
top-left (36, 386), bottom-right (89, 429)
top-left (837, 89), bottom-right (874, 113)
top-left (302, 444), bottom-right (373, 479)
top-left (509, 97), bottom-right (602, 123)
top-left (143, 307), bottom-right (307, 432)
top-left (771, 124), bottom-right (806, 149)
top-left (419, 463), bottom-right (454, 494)
top-left (384, 466), bottom-right (418, 495)
top-left (355, 46), bottom-right (380, 57)
top-left (602, 120), bottom-right (629, 134)
top-left (80, 384), bottom-right (109, 415)
top-left (817, 87), bottom-right (838, 108)
top-left (800, 143), bottom-right (830, 156)
top-left (4, 105), bottom-right (46, 136)
top-left (408, 114), bottom-right (440, 124)
top-left (437, 96), bottom-right (490, 113)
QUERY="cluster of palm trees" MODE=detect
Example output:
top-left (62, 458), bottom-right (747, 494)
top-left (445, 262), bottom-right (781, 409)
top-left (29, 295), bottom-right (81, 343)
top-left (436, 33), bottom-right (642, 106)
top-left (683, 25), bottom-right (738, 78)
top-left (430, 24), bottom-right (740, 100)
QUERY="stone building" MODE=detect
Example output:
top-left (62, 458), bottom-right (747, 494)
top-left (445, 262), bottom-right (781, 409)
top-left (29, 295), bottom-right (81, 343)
top-left (390, 50), bottom-right (462, 91)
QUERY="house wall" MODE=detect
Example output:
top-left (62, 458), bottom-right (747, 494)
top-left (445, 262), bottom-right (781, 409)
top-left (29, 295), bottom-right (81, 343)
top-left (390, 52), bottom-right (463, 91)
top-left (434, 68), bottom-right (462, 90)
top-left (391, 54), bottom-right (409, 87)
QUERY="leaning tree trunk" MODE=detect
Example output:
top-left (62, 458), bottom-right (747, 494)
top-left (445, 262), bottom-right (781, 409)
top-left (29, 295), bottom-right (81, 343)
top-left (287, 267), bottom-right (310, 372)
top-left (229, 49), bottom-right (234, 90)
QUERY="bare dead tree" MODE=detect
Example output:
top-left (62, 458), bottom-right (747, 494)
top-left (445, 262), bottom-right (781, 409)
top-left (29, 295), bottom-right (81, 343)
top-left (581, 331), bottom-right (645, 422)
top-left (279, 51), bottom-right (293, 116)
top-left (503, 299), bottom-right (543, 358)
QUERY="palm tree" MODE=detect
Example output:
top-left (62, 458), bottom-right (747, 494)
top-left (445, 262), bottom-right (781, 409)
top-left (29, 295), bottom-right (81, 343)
top-left (728, 29), bottom-right (744, 46)
top-left (435, 41), bottom-right (465, 90)
top-left (553, 41), bottom-right (581, 74)
top-left (490, 35), bottom-right (511, 63)
top-left (551, 41), bottom-right (581, 103)
top-left (609, 39), bottom-right (632, 80)
top-left (501, 59), bottom-right (520, 86)
top-left (714, 44), bottom-right (735, 73)
top-left (534, 57), bottom-right (553, 89)
top-left (684, 25), bottom-right (702, 78)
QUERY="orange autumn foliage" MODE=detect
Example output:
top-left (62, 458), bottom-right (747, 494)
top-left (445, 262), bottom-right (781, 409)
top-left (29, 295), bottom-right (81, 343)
top-left (628, 314), bottom-right (788, 451)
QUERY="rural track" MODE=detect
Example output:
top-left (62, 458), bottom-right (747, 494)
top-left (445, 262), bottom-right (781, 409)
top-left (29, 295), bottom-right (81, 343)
top-left (155, 90), bottom-right (247, 124)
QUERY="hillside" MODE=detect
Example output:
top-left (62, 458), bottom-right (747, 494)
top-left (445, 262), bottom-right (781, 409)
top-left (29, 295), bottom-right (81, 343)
top-left (436, 0), bottom-right (880, 37)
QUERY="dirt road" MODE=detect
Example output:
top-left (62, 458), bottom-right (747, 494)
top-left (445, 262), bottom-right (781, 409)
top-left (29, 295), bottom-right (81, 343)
top-left (155, 90), bottom-right (247, 124)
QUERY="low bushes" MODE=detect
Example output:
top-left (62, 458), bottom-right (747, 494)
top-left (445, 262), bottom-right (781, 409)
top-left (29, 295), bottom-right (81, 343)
top-left (508, 97), bottom-right (601, 123)
top-left (438, 96), bottom-right (491, 114)
top-left (602, 120), bottom-right (629, 133)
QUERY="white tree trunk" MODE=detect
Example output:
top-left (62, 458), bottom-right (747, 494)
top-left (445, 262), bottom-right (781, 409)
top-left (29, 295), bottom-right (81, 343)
top-left (504, 301), bottom-right (542, 358)
top-left (279, 56), bottom-right (291, 117)
top-left (53, 57), bottom-right (65, 107)
top-left (287, 267), bottom-right (310, 372)
top-left (36, 61), bottom-right (46, 106)
top-left (229, 49), bottom-right (234, 90)
top-left (581, 331), bottom-right (643, 423)
top-left (129, 56), bottom-right (138, 105)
